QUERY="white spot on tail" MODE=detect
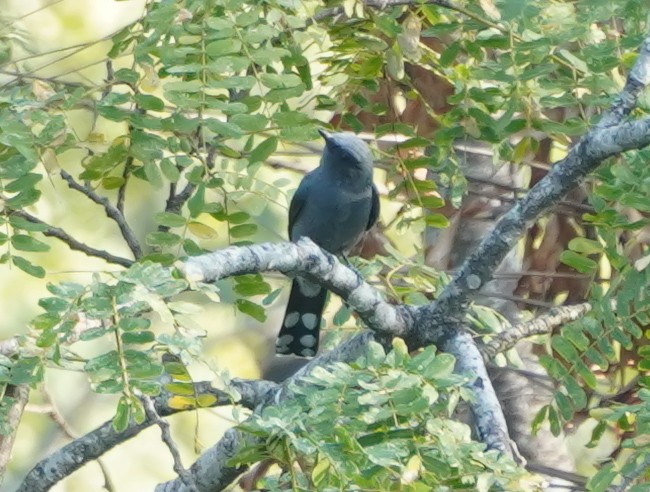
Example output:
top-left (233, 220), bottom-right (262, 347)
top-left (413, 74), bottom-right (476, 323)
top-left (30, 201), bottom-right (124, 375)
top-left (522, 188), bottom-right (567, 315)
top-left (297, 277), bottom-right (321, 298)
top-left (300, 348), bottom-right (316, 357)
top-left (300, 335), bottom-right (317, 348)
top-left (301, 313), bottom-right (318, 330)
top-left (284, 312), bottom-right (300, 328)
top-left (275, 334), bottom-right (294, 353)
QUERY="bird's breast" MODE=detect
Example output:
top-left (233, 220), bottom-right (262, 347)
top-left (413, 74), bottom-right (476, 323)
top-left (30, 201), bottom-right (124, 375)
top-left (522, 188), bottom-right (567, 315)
top-left (290, 186), bottom-right (372, 254)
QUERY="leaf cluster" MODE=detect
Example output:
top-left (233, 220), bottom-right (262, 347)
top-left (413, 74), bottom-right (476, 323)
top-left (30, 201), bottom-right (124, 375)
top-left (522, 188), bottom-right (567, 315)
top-left (232, 340), bottom-right (533, 491)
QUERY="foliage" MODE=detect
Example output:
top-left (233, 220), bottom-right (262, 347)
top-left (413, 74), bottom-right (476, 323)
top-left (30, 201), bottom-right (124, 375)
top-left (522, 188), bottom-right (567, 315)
top-left (0, 0), bottom-right (649, 489)
top-left (233, 340), bottom-right (535, 491)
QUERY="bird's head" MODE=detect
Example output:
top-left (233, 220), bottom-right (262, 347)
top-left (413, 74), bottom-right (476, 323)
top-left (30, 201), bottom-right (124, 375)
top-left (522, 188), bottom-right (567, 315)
top-left (319, 129), bottom-right (374, 172)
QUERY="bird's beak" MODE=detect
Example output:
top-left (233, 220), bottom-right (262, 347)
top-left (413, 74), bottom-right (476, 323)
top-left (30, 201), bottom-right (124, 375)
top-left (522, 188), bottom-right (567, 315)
top-left (318, 129), bottom-right (331, 142)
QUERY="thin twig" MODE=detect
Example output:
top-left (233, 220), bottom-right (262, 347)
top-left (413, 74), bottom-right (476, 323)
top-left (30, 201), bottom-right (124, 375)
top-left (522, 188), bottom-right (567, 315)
top-left (6, 0), bottom-right (65, 23)
top-left (525, 463), bottom-right (588, 488)
top-left (59, 170), bottom-right (142, 260)
top-left (141, 396), bottom-right (198, 492)
top-left (117, 157), bottom-right (133, 214)
top-left (11, 210), bottom-right (133, 268)
top-left (481, 303), bottom-right (592, 358)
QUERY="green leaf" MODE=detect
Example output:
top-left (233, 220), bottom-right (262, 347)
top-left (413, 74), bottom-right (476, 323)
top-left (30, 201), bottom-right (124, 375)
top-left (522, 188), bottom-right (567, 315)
top-left (205, 39), bottom-right (242, 56)
top-left (265, 85), bottom-right (305, 103)
top-left (568, 237), bottom-right (602, 254)
top-left (563, 376), bottom-right (587, 409)
top-left (234, 279), bottom-right (271, 296)
top-left (102, 176), bottom-right (125, 189)
top-left (12, 256), bottom-right (45, 277)
top-left (554, 392), bottom-right (573, 421)
top-left (424, 213), bottom-right (450, 228)
top-left (208, 76), bottom-right (257, 90)
top-left (164, 80), bottom-right (203, 93)
top-left (259, 73), bottom-right (302, 89)
top-left (119, 318), bottom-right (151, 331)
top-left (94, 379), bottom-right (124, 394)
top-left (113, 396), bottom-right (131, 432)
top-left (187, 185), bottom-right (205, 218)
top-left (79, 327), bottom-right (110, 341)
top-left (235, 298), bottom-right (266, 322)
top-left (230, 223), bottom-right (257, 238)
top-left (547, 405), bottom-right (561, 436)
top-left (154, 212), bottom-right (187, 228)
top-left (249, 137), bottom-right (277, 164)
top-left (161, 159), bottom-right (181, 182)
top-left (262, 288), bottom-right (282, 306)
top-left (47, 282), bottom-right (85, 298)
top-left (229, 114), bottom-right (268, 132)
top-left (121, 331), bottom-right (155, 344)
top-left (551, 334), bottom-right (576, 358)
top-left (204, 119), bottom-right (244, 138)
top-left (4, 173), bottom-right (42, 193)
top-left (586, 462), bottom-right (617, 492)
top-left (164, 382), bottom-right (196, 396)
top-left (227, 212), bottom-right (250, 225)
top-left (11, 234), bottom-right (50, 252)
top-left (143, 161), bottom-right (163, 188)
top-left (134, 94), bottom-right (165, 111)
top-left (9, 215), bottom-right (48, 232)
top-left (5, 188), bottom-right (41, 208)
top-left (531, 406), bottom-right (548, 435)
top-left (146, 231), bottom-right (182, 247)
top-left (114, 68), bottom-right (140, 85)
top-left (559, 250), bottom-right (597, 273)
top-left (38, 297), bottom-right (69, 313)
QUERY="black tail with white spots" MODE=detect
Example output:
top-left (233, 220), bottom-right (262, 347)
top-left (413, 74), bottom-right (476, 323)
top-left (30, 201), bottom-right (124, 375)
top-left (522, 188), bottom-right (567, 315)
top-left (276, 277), bottom-right (327, 357)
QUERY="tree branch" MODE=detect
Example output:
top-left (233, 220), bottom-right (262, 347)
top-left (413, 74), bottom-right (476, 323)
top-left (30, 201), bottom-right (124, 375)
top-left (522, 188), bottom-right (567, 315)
top-left (59, 170), bottom-right (142, 260)
top-left (166, 30), bottom-right (650, 483)
top-left (179, 237), bottom-right (413, 341)
top-left (404, 30), bottom-right (650, 458)
top-left (155, 332), bottom-right (376, 492)
top-left (481, 303), bottom-right (592, 359)
top-left (417, 29), bottom-right (650, 334)
top-left (16, 379), bottom-right (274, 492)
top-left (0, 384), bottom-right (30, 480)
top-left (11, 210), bottom-right (134, 268)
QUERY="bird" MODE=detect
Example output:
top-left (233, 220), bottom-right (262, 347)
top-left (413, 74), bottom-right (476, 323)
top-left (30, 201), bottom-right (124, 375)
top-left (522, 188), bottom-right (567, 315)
top-left (276, 130), bottom-right (379, 357)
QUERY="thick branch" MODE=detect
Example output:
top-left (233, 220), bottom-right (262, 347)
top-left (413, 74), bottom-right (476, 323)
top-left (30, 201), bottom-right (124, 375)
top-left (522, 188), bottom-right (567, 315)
top-left (16, 379), bottom-right (274, 492)
top-left (417, 29), bottom-right (650, 342)
top-left (0, 384), bottom-right (30, 479)
top-left (155, 332), bottom-right (376, 491)
top-left (60, 170), bottom-right (142, 260)
top-left (418, 119), bottom-right (650, 339)
top-left (179, 237), bottom-right (412, 340)
top-left (11, 210), bottom-right (133, 268)
top-left (440, 333), bottom-right (515, 456)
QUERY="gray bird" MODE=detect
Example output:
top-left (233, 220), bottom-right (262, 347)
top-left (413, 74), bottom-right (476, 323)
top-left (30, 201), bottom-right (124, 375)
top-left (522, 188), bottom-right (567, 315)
top-left (276, 130), bottom-right (379, 357)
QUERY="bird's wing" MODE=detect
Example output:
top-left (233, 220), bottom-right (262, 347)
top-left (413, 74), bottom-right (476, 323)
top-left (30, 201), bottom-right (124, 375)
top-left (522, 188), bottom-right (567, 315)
top-left (366, 183), bottom-right (380, 230)
top-left (288, 174), bottom-right (312, 239)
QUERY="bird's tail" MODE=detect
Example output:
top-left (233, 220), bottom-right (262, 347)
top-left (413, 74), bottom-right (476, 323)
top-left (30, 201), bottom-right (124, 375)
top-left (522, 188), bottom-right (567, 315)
top-left (276, 277), bottom-right (327, 357)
